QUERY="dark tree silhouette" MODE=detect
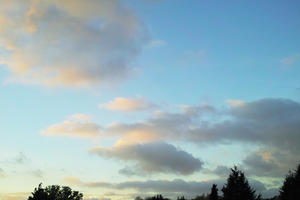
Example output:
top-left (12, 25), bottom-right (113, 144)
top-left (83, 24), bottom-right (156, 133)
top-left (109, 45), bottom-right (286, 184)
top-left (28, 183), bottom-right (83, 200)
top-left (221, 166), bottom-right (261, 200)
top-left (279, 164), bottom-right (300, 200)
top-left (209, 184), bottom-right (218, 200)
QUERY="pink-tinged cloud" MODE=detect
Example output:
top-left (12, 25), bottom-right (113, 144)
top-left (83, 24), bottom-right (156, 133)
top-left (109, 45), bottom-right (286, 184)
top-left (0, 0), bottom-right (149, 87)
top-left (99, 97), bottom-right (157, 112)
top-left (41, 114), bottom-right (101, 138)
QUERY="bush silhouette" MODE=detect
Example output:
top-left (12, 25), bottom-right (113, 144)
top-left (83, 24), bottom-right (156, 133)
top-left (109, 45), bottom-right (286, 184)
top-left (28, 183), bottom-right (83, 200)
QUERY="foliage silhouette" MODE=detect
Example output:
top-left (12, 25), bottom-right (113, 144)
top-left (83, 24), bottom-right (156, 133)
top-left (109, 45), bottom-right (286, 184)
top-left (221, 166), bottom-right (261, 200)
top-left (279, 164), bottom-right (300, 200)
top-left (209, 184), bottom-right (218, 200)
top-left (28, 183), bottom-right (83, 200)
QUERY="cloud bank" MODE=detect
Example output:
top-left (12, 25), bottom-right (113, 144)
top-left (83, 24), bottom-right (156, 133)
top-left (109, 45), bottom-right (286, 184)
top-left (44, 98), bottom-right (300, 177)
top-left (64, 177), bottom-right (277, 198)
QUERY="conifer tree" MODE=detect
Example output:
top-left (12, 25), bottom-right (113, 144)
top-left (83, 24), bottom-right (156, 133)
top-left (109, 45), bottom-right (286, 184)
top-left (209, 184), bottom-right (218, 200)
top-left (279, 164), bottom-right (300, 200)
top-left (221, 166), bottom-right (260, 200)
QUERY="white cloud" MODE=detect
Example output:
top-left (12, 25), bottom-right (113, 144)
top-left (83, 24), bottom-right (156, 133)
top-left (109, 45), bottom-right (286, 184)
top-left (0, 0), bottom-right (149, 87)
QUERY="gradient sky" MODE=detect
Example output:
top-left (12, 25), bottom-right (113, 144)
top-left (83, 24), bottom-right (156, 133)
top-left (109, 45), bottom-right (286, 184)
top-left (0, 0), bottom-right (300, 200)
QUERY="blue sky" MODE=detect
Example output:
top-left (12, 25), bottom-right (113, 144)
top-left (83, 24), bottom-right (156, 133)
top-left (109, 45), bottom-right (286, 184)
top-left (0, 0), bottom-right (300, 199)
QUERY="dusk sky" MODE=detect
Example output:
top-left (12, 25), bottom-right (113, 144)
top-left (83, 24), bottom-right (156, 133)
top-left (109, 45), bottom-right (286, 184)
top-left (0, 0), bottom-right (300, 200)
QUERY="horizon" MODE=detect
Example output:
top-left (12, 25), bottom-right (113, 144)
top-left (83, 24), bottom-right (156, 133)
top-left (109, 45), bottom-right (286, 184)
top-left (0, 0), bottom-right (300, 200)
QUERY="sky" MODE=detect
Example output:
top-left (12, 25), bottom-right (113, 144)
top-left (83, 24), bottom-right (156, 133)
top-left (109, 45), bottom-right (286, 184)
top-left (0, 0), bottom-right (300, 199)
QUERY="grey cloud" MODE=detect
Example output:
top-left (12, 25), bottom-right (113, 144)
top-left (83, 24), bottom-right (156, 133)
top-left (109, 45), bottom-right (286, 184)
top-left (212, 165), bottom-right (231, 177)
top-left (90, 142), bottom-right (203, 175)
top-left (241, 148), bottom-right (300, 178)
top-left (243, 153), bottom-right (279, 176)
top-left (106, 104), bottom-right (216, 141)
top-left (102, 98), bottom-right (300, 179)
top-left (106, 98), bottom-right (300, 151)
top-left (15, 152), bottom-right (30, 164)
top-left (32, 169), bottom-right (43, 178)
top-left (118, 166), bottom-right (143, 177)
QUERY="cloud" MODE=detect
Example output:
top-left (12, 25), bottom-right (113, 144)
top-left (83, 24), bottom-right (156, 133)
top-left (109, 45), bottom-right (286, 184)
top-left (99, 97), bottom-right (157, 112)
top-left (31, 169), bottom-right (43, 178)
top-left (64, 177), bottom-right (276, 198)
top-left (43, 98), bottom-right (300, 178)
top-left (242, 148), bottom-right (299, 178)
top-left (104, 104), bottom-right (216, 145)
top-left (226, 99), bottom-right (247, 107)
top-left (0, 0), bottom-right (149, 87)
top-left (147, 39), bottom-right (167, 48)
top-left (14, 152), bottom-right (30, 164)
top-left (90, 142), bottom-right (203, 175)
top-left (108, 98), bottom-right (300, 150)
top-left (41, 114), bottom-right (101, 138)
top-left (280, 54), bottom-right (299, 65)
top-left (100, 98), bottom-right (300, 178)
top-left (211, 165), bottom-right (231, 177)
top-left (0, 168), bottom-right (6, 178)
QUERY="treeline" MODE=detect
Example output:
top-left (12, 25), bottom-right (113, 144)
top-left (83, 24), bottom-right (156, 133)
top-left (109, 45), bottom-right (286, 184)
top-left (27, 164), bottom-right (300, 200)
top-left (138, 165), bottom-right (300, 200)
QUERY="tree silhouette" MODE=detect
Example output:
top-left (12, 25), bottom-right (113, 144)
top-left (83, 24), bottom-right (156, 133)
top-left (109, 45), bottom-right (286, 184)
top-left (279, 164), bottom-right (300, 200)
top-left (221, 166), bottom-right (261, 200)
top-left (209, 184), bottom-right (218, 200)
top-left (145, 194), bottom-right (170, 200)
top-left (28, 183), bottom-right (83, 200)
